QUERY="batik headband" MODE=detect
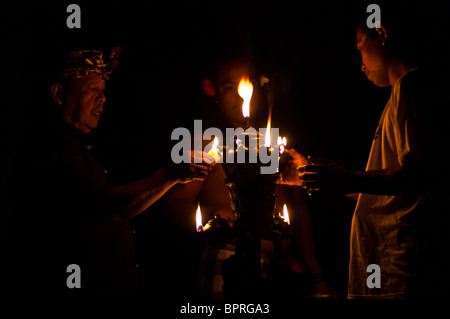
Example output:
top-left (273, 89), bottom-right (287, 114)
top-left (61, 48), bottom-right (120, 80)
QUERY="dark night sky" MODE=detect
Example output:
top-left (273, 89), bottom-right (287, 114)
top-left (1, 0), bottom-right (449, 300)
top-left (2, 0), bottom-right (448, 174)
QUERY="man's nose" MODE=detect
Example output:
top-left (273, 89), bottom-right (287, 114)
top-left (97, 90), bottom-right (106, 104)
top-left (361, 63), bottom-right (366, 72)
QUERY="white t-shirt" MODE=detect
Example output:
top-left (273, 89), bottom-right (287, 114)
top-left (348, 69), bottom-right (450, 298)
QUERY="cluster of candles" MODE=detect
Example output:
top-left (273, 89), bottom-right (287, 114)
top-left (206, 76), bottom-right (287, 164)
top-left (196, 203), bottom-right (289, 233)
top-left (196, 75), bottom-right (290, 233)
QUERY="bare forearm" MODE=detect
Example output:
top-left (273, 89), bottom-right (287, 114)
top-left (290, 188), bottom-right (322, 274)
top-left (100, 166), bottom-right (178, 224)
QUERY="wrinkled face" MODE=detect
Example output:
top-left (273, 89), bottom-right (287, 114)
top-left (216, 59), bottom-right (259, 126)
top-left (62, 75), bottom-right (106, 134)
top-left (356, 26), bottom-right (391, 87)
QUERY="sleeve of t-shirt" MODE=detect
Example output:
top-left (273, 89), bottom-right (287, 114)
top-left (395, 70), bottom-right (450, 183)
top-left (394, 75), bottom-right (421, 166)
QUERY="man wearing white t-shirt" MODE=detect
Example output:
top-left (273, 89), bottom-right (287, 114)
top-left (280, 11), bottom-right (450, 298)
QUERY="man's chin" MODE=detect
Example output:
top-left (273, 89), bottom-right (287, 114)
top-left (372, 80), bottom-right (391, 88)
top-left (367, 73), bottom-right (390, 87)
top-left (86, 121), bottom-right (99, 133)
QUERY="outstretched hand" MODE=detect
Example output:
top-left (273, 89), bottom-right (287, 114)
top-left (278, 149), bottom-right (310, 186)
top-left (167, 151), bottom-right (215, 184)
top-left (300, 156), bottom-right (355, 196)
top-left (279, 151), bottom-right (355, 196)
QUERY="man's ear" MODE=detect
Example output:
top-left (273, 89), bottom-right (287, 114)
top-left (375, 25), bottom-right (387, 46)
top-left (50, 84), bottom-right (64, 105)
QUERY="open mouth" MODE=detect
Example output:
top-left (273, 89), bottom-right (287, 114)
top-left (93, 110), bottom-right (103, 119)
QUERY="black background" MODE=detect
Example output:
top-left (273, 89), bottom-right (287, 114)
top-left (1, 0), bottom-right (449, 303)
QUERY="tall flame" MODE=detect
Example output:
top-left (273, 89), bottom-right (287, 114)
top-left (238, 77), bottom-right (253, 118)
top-left (283, 204), bottom-right (290, 225)
top-left (265, 113), bottom-right (272, 147)
top-left (196, 204), bottom-right (203, 232)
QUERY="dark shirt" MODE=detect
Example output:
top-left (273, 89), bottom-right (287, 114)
top-left (13, 120), bottom-right (137, 299)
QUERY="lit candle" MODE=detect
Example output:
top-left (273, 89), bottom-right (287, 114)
top-left (283, 204), bottom-right (290, 225)
top-left (238, 76), bottom-right (253, 127)
top-left (207, 136), bottom-right (221, 162)
top-left (196, 204), bottom-right (203, 232)
top-left (265, 116), bottom-right (272, 148)
top-left (278, 136), bottom-right (287, 154)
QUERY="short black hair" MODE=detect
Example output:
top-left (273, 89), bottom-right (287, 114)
top-left (358, 0), bottom-right (438, 68)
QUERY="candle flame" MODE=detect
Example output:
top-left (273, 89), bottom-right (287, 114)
top-left (278, 136), bottom-right (287, 154)
top-left (283, 204), bottom-right (290, 225)
top-left (196, 204), bottom-right (203, 232)
top-left (208, 136), bottom-right (221, 162)
top-left (238, 77), bottom-right (253, 118)
top-left (265, 116), bottom-right (271, 147)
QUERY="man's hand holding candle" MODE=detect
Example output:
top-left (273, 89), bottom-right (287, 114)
top-left (167, 151), bottom-right (215, 184)
top-left (279, 149), bottom-right (357, 196)
top-left (278, 149), bottom-right (309, 186)
top-left (299, 157), bottom-right (355, 196)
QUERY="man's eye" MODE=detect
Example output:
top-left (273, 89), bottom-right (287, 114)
top-left (222, 85), bottom-right (235, 91)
